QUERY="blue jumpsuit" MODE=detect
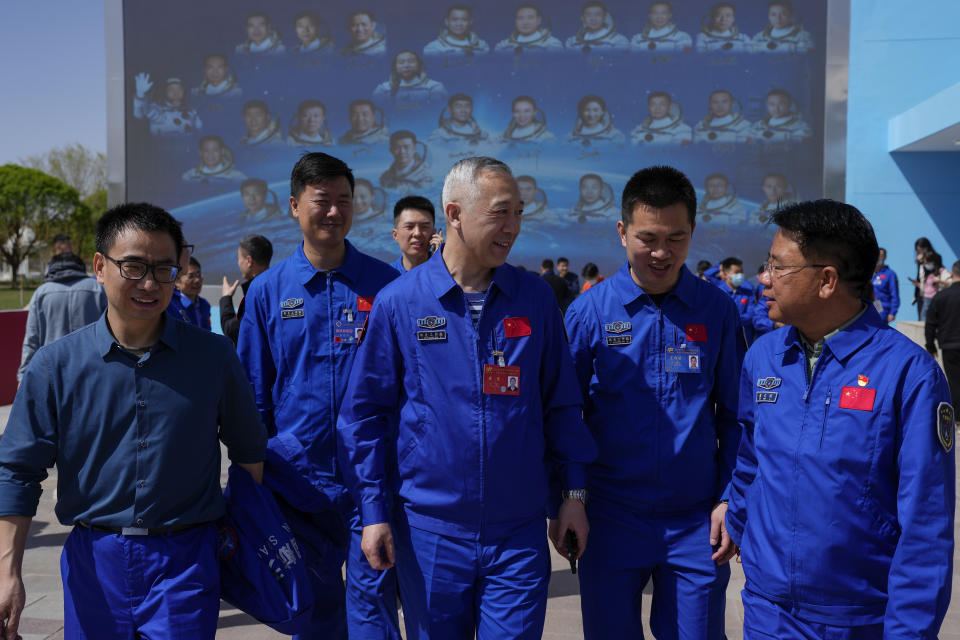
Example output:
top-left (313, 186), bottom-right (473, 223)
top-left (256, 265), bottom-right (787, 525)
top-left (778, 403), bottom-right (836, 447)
top-left (565, 264), bottom-right (744, 639)
top-left (726, 307), bottom-right (955, 638)
top-left (238, 240), bottom-right (400, 640)
top-left (872, 265), bottom-right (900, 320)
top-left (337, 249), bottom-right (597, 639)
top-left (750, 284), bottom-right (775, 338)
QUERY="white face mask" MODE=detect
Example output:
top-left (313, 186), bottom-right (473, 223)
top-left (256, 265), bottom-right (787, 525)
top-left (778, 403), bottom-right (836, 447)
top-left (925, 263), bottom-right (935, 270)
top-left (730, 272), bottom-right (745, 288)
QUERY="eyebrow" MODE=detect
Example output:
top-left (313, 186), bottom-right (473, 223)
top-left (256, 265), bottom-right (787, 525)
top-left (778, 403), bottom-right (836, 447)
top-left (118, 255), bottom-right (177, 263)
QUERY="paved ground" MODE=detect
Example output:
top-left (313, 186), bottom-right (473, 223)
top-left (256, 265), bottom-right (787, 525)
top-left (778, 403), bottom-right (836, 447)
top-left (1, 403), bottom-right (957, 639)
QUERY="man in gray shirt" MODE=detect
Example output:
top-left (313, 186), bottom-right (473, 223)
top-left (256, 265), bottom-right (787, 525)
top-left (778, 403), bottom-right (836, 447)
top-left (18, 252), bottom-right (107, 381)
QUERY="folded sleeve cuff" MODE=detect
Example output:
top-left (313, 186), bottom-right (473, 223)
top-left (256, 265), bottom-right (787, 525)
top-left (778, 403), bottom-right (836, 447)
top-left (360, 501), bottom-right (390, 527)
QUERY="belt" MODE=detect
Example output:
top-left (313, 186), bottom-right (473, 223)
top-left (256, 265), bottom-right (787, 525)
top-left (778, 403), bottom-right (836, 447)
top-left (75, 521), bottom-right (211, 536)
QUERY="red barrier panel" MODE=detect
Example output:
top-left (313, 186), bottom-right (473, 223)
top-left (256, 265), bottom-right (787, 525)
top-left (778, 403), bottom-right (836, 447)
top-left (0, 310), bottom-right (28, 406)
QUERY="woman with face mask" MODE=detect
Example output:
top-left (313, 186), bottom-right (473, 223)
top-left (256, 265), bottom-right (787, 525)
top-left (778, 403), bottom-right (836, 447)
top-left (912, 247), bottom-right (951, 322)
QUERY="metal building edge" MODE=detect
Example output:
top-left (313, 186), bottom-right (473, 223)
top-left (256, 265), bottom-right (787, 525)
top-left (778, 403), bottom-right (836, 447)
top-left (105, 0), bottom-right (126, 207)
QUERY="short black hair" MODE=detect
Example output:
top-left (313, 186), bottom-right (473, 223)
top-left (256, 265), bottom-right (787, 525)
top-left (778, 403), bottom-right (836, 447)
top-left (557, 257), bottom-right (570, 265)
top-left (349, 9), bottom-right (375, 22)
top-left (766, 88), bottom-right (792, 105)
top-left (516, 4), bottom-right (542, 18)
top-left (512, 95), bottom-right (537, 111)
top-left (290, 152), bottom-right (355, 199)
top-left (187, 256), bottom-right (202, 270)
top-left (393, 196), bottom-right (436, 224)
top-left (542, 258), bottom-right (554, 270)
top-left (582, 1), bottom-right (607, 15)
top-left (243, 99), bottom-right (269, 114)
top-left (350, 99), bottom-right (375, 112)
top-left (52, 233), bottom-right (71, 244)
top-left (241, 177), bottom-right (267, 193)
top-left (721, 256), bottom-right (743, 271)
top-left (582, 262), bottom-right (599, 278)
top-left (447, 4), bottom-right (472, 18)
top-left (621, 165), bottom-right (697, 226)
top-left (696, 260), bottom-right (711, 275)
top-left (952, 260), bottom-right (960, 276)
top-left (770, 199), bottom-right (879, 299)
top-left (198, 135), bottom-right (224, 149)
top-left (648, 91), bottom-right (671, 103)
top-left (95, 202), bottom-right (185, 259)
top-left (297, 99), bottom-right (326, 116)
top-left (448, 93), bottom-right (473, 109)
top-left (245, 11), bottom-right (270, 23)
top-left (390, 130), bottom-right (417, 146)
top-left (239, 234), bottom-right (273, 267)
top-left (294, 10), bottom-right (320, 25)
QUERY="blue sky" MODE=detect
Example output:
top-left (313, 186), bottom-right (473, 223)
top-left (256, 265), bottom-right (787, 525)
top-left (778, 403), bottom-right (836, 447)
top-left (0, 2), bottom-right (107, 165)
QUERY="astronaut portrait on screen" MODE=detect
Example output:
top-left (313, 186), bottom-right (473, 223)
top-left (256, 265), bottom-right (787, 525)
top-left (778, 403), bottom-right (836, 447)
top-left (500, 96), bottom-right (556, 144)
top-left (379, 131), bottom-right (433, 192)
top-left (696, 3), bottom-right (751, 53)
top-left (239, 100), bottom-right (283, 146)
top-left (133, 73), bottom-right (202, 136)
top-left (373, 50), bottom-right (448, 109)
top-left (751, 89), bottom-right (813, 143)
top-left (182, 136), bottom-right (246, 183)
top-left (566, 2), bottom-right (630, 53)
top-left (286, 100), bottom-right (334, 147)
top-left (292, 11), bottom-right (335, 53)
top-left (494, 4), bottom-right (564, 53)
top-left (751, 0), bottom-right (813, 53)
top-left (235, 12), bottom-right (285, 55)
top-left (240, 178), bottom-right (285, 222)
top-left (572, 174), bottom-right (617, 221)
top-left (566, 94), bottom-right (625, 146)
top-left (631, 92), bottom-right (692, 145)
top-left (340, 10), bottom-right (387, 56)
top-left (631, 2), bottom-right (692, 52)
top-left (751, 173), bottom-right (797, 224)
top-left (516, 175), bottom-right (553, 221)
top-left (353, 178), bottom-right (388, 223)
top-left (338, 100), bottom-right (390, 145)
top-left (697, 173), bottom-right (747, 225)
top-left (191, 55), bottom-right (241, 98)
top-left (693, 89), bottom-right (752, 143)
top-left (424, 5), bottom-right (490, 56)
top-left (429, 94), bottom-right (493, 146)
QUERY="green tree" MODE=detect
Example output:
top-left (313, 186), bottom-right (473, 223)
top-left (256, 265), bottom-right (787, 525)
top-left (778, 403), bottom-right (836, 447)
top-left (21, 143), bottom-right (107, 199)
top-left (0, 164), bottom-right (83, 288)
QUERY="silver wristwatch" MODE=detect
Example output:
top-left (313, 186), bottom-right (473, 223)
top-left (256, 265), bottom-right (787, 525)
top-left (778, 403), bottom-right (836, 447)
top-left (562, 488), bottom-right (588, 505)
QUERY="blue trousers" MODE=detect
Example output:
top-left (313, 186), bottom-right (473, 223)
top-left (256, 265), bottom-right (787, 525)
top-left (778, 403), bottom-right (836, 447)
top-left (742, 590), bottom-right (883, 639)
top-left (277, 499), bottom-right (400, 640)
top-left (394, 518), bottom-right (550, 640)
top-left (579, 510), bottom-right (730, 640)
top-left (61, 524), bottom-right (219, 639)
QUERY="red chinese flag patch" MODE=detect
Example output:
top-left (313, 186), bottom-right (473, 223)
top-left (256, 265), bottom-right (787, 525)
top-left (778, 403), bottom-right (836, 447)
top-left (839, 386), bottom-right (876, 411)
top-left (685, 323), bottom-right (708, 342)
top-left (504, 316), bottom-right (532, 338)
top-left (357, 296), bottom-right (374, 312)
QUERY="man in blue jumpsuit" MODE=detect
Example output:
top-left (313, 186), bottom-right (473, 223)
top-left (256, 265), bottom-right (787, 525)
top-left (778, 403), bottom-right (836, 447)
top-left (337, 156), bottom-right (598, 639)
top-left (565, 165), bottom-right (744, 639)
top-left (389, 195), bottom-right (440, 273)
top-left (0, 203), bottom-right (267, 639)
top-left (726, 200), bottom-right (955, 638)
top-left (872, 247), bottom-right (900, 322)
top-left (238, 153), bottom-right (401, 640)
top-left (711, 256), bottom-right (756, 344)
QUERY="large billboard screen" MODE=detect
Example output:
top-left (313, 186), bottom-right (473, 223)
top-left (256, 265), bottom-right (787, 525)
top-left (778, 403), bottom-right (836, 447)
top-left (120, 0), bottom-right (828, 277)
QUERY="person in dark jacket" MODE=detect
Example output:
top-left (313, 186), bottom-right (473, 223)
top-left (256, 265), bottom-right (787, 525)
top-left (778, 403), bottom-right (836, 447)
top-left (541, 258), bottom-right (574, 312)
top-left (220, 235), bottom-right (273, 345)
top-left (926, 260), bottom-right (960, 403)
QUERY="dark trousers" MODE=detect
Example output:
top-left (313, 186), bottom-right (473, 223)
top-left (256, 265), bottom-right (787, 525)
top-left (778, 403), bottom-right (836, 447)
top-left (942, 348), bottom-right (960, 406)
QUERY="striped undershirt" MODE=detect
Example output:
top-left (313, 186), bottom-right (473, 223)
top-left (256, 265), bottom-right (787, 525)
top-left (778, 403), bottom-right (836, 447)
top-left (464, 291), bottom-right (486, 329)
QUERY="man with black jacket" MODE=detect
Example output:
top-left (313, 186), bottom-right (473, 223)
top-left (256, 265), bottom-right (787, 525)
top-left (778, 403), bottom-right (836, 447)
top-left (926, 260), bottom-right (960, 403)
top-left (541, 258), bottom-right (574, 313)
top-left (220, 235), bottom-right (272, 345)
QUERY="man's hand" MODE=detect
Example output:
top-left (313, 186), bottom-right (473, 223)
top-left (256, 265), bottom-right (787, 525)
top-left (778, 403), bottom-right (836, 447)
top-left (237, 462), bottom-right (263, 484)
top-left (361, 523), bottom-right (395, 571)
top-left (222, 276), bottom-right (240, 298)
top-left (887, 314), bottom-right (895, 323)
top-left (548, 498), bottom-right (589, 560)
top-left (0, 573), bottom-right (24, 640)
top-left (710, 502), bottom-right (736, 564)
top-left (0, 516), bottom-right (30, 640)
top-left (429, 230), bottom-right (443, 253)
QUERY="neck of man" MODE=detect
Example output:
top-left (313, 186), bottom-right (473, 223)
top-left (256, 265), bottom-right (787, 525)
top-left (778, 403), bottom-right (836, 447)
top-left (303, 239), bottom-right (347, 272)
top-left (402, 251), bottom-right (429, 271)
top-left (106, 310), bottom-right (163, 351)
top-left (249, 264), bottom-right (267, 279)
top-left (442, 242), bottom-right (493, 293)
top-left (797, 296), bottom-right (864, 343)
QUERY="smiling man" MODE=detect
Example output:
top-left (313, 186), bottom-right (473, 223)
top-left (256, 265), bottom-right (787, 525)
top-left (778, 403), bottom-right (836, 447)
top-left (726, 200), bottom-right (954, 639)
top-left (423, 4), bottom-right (490, 56)
top-left (564, 165), bottom-right (744, 639)
top-left (338, 156), bottom-right (597, 639)
top-left (238, 153), bottom-right (400, 640)
top-left (389, 195), bottom-right (442, 273)
top-left (0, 203), bottom-right (267, 638)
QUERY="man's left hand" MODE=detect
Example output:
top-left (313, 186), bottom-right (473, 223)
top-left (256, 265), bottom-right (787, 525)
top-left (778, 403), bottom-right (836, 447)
top-left (548, 498), bottom-right (588, 560)
top-left (710, 502), bottom-right (736, 564)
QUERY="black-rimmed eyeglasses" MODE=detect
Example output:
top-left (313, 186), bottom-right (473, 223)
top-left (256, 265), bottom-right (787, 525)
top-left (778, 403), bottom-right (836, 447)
top-left (104, 256), bottom-right (179, 283)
